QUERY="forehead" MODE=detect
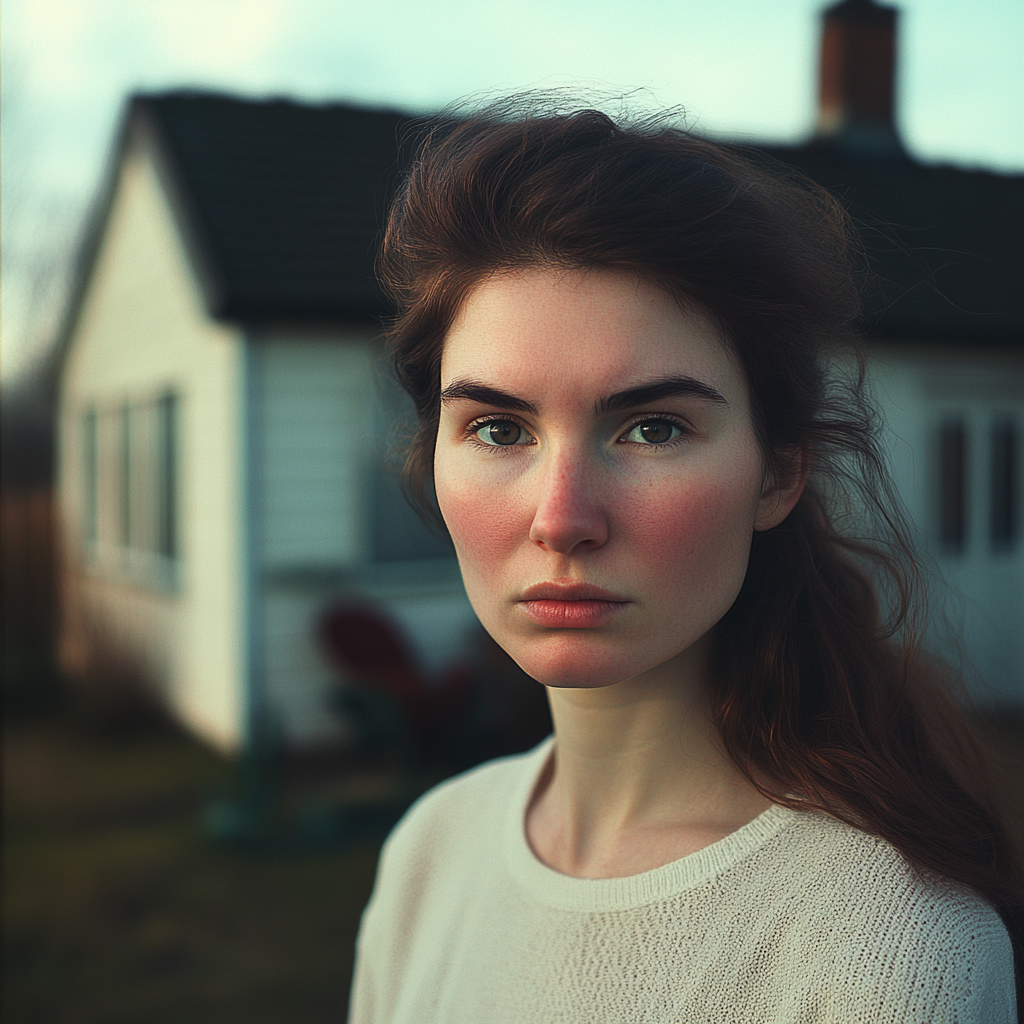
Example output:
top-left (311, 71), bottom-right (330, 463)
top-left (441, 267), bottom-right (746, 404)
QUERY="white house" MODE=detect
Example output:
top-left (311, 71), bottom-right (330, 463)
top-left (55, 0), bottom-right (1022, 753)
top-left (55, 96), bottom-right (477, 752)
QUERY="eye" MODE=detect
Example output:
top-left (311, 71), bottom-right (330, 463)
top-left (473, 419), bottom-right (533, 446)
top-left (622, 418), bottom-right (684, 445)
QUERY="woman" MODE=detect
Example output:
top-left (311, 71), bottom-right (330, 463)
top-left (348, 101), bottom-right (1021, 1023)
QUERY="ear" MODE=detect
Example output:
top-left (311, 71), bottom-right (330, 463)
top-left (754, 445), bottom-right (810, 532)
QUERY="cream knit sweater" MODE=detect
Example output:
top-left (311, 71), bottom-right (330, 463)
top-left (349, 737), bottom-right (1015, 1023)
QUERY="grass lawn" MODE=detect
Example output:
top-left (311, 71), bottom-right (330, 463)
top-left (3, 716), bottom-right (386, 1024)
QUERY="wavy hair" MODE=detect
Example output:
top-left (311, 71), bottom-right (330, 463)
top-left (377, 98), bottom-right (1023, 995)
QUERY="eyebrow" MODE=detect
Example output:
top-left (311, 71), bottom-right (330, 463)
top-left (438, 374), bottom-right (727, 416)
top-left (595, 375), bottom-right (728, 415)
top-left (439, 379), bottom-right (539, 414)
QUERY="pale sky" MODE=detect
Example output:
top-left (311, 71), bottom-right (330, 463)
top-left (2, 0), bottom-right (1022, 381)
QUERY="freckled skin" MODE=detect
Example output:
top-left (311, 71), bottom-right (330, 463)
top-left (434, 267), bottom-right (798, 690)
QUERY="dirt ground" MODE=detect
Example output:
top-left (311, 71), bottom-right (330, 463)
top-left (3, 716), bottom-right (386, 1024)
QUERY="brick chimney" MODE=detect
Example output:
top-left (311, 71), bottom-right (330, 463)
top-left (816, 0), bottom-right (903, 155)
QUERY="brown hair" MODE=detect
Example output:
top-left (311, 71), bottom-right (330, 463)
top-left (379, 99), bottom-right (1023, 989)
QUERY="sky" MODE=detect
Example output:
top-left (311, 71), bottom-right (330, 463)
top-left (2, 0), bottom-right (1023, 382)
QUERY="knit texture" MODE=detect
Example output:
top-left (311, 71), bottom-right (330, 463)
top-left (349, 737), bottom-right (1015, 1023)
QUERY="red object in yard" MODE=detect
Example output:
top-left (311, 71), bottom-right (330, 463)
top-left (316, 604), bottom-right (473, 756)
top-left (317, 606), bottom-right (424, 705)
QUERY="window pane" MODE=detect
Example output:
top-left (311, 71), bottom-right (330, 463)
top-left (82, 409), bottom-right (98, 547)
top-left (991, 418), bottom-right (1018, 551)
top-left (119, 404), bottom-right (132, 550)
top-left (939, 419), bottom-right (967, 553)
top-left (158, 394), bottom-right (178, 560)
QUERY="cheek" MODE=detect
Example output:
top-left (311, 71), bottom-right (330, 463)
top-left (622, 464), bottom-right (760, 594)
top-left (435, 460), bottom-right (525, 571)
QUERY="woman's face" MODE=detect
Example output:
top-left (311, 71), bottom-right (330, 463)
top-left (434, 267), bottom-right (800, 689)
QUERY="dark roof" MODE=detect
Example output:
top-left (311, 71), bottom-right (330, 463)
top-left (756, 142), bottom-right (1024, 346)
top-left (139, 91), bottom-right (412, 320)
top-left (72, 91), bottom-right (1024, 344)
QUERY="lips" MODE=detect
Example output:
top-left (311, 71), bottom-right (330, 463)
top-left (519, 581), bottom-right (626, 602)
top-left (517, 581), bottom-right (630, 628)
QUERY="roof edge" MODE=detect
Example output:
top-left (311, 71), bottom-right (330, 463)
top-left (52, 94), bottom-right (234, 382)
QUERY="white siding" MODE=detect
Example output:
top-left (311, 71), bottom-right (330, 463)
top-left (57, 132), bottom-right (246, 751)
top-left (251, 336), bottom-right (375, 569)
top-left (248, 334), bottom-right (477, 747)
top-left (868, 342), bottom-right (1024, 706)
top-left (248, 334), bottom-right (374, 747)
top-left (261, 585), bottom-right (350, 746)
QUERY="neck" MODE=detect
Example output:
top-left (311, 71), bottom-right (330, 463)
top-left (527, 636), bottom-right (772, 877)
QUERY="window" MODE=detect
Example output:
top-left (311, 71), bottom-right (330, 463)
top-left (939, 418), bottom-right (967, 553)
top-left (991, 418), bottom-right (1018, 552)
top-left (82, 392), bottom-right (180, 583)
top-left (935, 412), bottom-right (1020, 557)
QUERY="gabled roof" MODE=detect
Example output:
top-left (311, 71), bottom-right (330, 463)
top-left (63, 90), bottom-right (1023, 347)
top-left (138, 91), bottom-right (411, 320)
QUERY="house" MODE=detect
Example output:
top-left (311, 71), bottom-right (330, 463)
top-left (55, 97), bottom-right (477, 752)
top-left (55, 0), bottom-right (1023, 753)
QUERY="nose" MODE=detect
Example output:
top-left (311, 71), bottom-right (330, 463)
top-left (527, 446), bottom-right (609, 555)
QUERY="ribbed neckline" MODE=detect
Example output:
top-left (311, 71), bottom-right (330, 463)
top-left (505, 736), bottom-right (799, 913)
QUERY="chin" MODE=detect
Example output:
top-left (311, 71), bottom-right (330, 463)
top-left (501, 632), bottom-right (660, 689)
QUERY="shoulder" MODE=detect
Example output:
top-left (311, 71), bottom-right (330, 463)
top-left (374, 740), bottom-right (547, 886)
top-left (764, 809), bottom-right (1010, 945)
top-left (759, 809), bottom-right (1016, 1020)
top-left (354, 742), bottom-right (546, 969)
top-left (769, 809), bottom-right (1001, 917)
top-left (349, 744), bottom-right (550, 1022)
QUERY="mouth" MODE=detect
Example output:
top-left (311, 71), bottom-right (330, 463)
top-left (516, 581), bottom-right (630, 629)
